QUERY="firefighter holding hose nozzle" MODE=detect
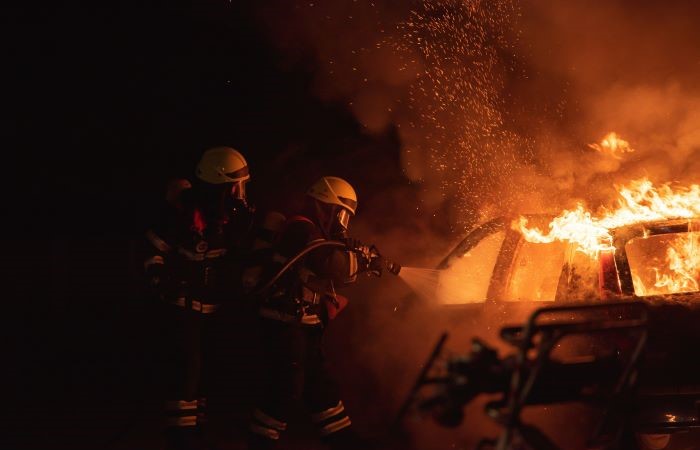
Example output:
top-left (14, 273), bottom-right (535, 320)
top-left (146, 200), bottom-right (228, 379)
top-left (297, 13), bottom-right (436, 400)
top-left (247, 176), bottom-right (399, 450)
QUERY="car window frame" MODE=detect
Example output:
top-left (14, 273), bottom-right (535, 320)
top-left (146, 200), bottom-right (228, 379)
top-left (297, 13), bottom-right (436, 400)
top-left (438, 215), bottom-right (566, 304)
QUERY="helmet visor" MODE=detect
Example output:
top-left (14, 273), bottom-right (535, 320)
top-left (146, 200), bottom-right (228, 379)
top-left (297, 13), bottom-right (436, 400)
top-left (225, 165), bottom-right (249, 181)
top-left (337, 208), bottom-right (352, 230)
top-left (338, 196), bottom-right (357, 213)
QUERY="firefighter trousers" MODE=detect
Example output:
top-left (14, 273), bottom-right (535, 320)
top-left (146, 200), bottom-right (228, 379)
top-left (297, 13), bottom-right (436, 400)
top-left (160, 301), bottom-right (217, 435)
top-left (248, 318), bottom-right (357, 449)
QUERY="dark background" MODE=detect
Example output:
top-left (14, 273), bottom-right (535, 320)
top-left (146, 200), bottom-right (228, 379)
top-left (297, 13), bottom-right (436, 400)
top-left (9, 2), bottom-right (415, 449)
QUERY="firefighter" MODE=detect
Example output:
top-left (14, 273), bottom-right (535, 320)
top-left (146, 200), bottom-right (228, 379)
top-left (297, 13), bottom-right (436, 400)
top-left (144, 146), bottom-right (254, 450)
top-left (247, 176), bottom-right (377, 450)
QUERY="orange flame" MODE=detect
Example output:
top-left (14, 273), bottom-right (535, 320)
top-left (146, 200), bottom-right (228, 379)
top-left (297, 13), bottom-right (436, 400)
top-left (588, 132), bottom-right (634, 159)
top-left (516, 206), bottom-right (612, 257)
top-left (651, 232), bottom-right (700, 294)
top-left (515, 178), bottom-right (700, 257)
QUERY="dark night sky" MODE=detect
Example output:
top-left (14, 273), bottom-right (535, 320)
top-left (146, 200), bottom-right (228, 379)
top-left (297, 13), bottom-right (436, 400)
top-left (27, 2), bottom-right (402, 236)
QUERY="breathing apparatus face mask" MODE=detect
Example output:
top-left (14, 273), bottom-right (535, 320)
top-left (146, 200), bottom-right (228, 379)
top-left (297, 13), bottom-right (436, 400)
top-left (230, 179), bottom-right (248, 202)
top-left (198, 180), bottom-right (250, 219)
top-left (220, 180), bottom-right (249, 212)
top-left (329, 207), bottom-right (355, 240)
top-left (337, 208), bottom-right (351, 231)
top-left (313, 201), bottom-right (352, 239)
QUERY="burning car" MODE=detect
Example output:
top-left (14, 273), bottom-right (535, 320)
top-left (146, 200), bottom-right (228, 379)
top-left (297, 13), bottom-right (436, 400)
top-left (411, 179), bottom-right (700, 448)
top-left (435, 216), bottom-right (699, 306)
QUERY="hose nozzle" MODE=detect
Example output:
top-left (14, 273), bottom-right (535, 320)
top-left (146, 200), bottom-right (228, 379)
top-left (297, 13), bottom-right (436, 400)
top-left (386, 259), bottom-right (401, 276)
top-left (352, 241), bottom-right (401, 277)
top-left (368, 254), bottom-right (401, 277)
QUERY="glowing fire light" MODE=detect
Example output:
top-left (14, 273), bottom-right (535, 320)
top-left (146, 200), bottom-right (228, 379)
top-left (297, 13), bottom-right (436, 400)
top-left (647, 233), bottom-right (700, 295)
top-left (516, 177), bottom-right (700, 296)
top-left (515, 178), bottom-right (700, 258)
top-left (588, 132), bottom-right (635, 159)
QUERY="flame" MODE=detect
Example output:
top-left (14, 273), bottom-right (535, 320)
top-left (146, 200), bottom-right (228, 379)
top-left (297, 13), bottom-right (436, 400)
top-left (515, 178), bottom-right (700, 257)
top-left (588, 132), bottom-right (635, 159)
top-left (651, 232), bottom-right (700, 294)
top-left (516, 206), bottom-right (612, 257)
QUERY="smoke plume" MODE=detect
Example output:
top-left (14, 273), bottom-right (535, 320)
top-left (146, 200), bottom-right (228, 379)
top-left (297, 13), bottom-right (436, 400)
top-left (257, 0), bottom-right (700, 224)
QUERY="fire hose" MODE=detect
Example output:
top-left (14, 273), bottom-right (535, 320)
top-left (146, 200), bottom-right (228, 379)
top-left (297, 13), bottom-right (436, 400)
top-left (252, 239), bottom-right (401, 297)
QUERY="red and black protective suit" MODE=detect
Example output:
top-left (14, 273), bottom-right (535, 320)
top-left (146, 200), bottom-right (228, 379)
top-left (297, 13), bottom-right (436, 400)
top-left (248, 215), bottom-right (361, 450)
top-left (143, 180), bottom-right (253, 446)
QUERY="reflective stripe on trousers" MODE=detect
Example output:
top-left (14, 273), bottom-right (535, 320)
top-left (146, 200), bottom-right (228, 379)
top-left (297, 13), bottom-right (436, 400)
top-left (173, 297), bottom-right (220, 314)
top-left (166, 399), bottom-right (198, 428)
top-left (311, 401), bottom-right (352, 436)
top-left (249, 409), bottom-right (288, 440)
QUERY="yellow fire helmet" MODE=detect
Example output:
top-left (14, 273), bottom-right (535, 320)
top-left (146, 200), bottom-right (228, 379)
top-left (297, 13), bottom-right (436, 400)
top-left (195, 146), bottom-right (250, 185)
top-left (307, 176), bottom-right (358, 226)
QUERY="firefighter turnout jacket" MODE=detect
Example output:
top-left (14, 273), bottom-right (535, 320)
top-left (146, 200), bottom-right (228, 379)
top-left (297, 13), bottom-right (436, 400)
top-left (144, 179), bottom-right (253, 312)
top-left (259, 215), bottom-right (358, 326)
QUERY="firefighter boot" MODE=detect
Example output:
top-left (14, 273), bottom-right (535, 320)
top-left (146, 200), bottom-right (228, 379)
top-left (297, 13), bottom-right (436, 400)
top-left (321, 426), bottom-right (373, 450)
top-left (164, 426), bottom-right (207, 450)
